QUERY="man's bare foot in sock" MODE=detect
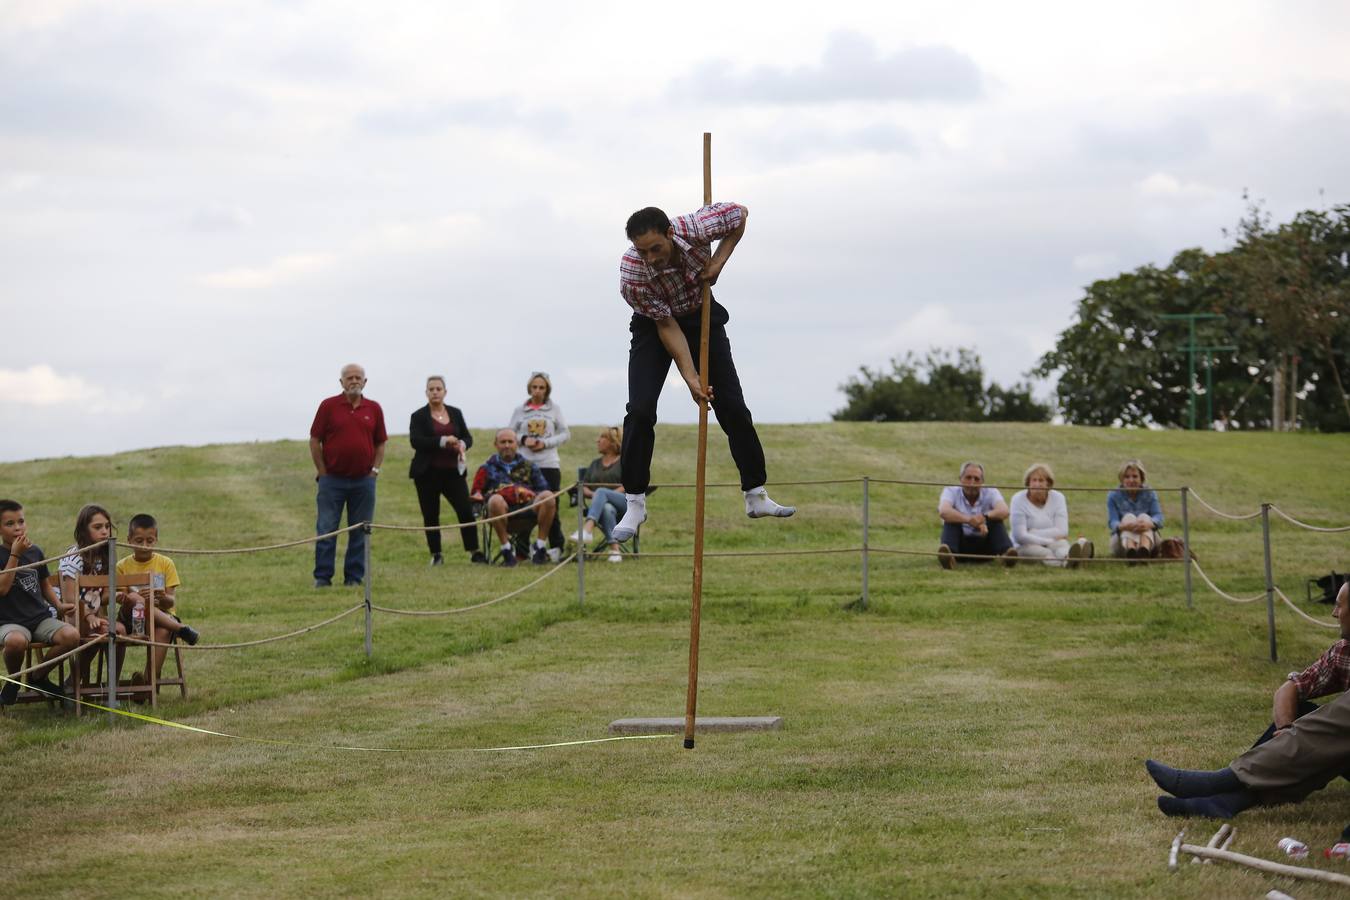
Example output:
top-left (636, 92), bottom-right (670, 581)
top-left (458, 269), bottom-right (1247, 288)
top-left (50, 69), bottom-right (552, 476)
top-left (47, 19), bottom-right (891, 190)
top-left (744, 487), bottom-right (795, 519)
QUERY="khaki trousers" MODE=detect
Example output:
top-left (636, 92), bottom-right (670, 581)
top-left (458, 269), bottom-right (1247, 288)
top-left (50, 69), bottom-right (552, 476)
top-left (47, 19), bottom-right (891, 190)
top-left (1232, 690), bottom-right (1350, 804)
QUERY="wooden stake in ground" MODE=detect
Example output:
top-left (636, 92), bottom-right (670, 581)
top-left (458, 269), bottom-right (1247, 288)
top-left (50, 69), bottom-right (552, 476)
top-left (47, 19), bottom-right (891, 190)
top-left (684, 132), bottom-right (713, 751)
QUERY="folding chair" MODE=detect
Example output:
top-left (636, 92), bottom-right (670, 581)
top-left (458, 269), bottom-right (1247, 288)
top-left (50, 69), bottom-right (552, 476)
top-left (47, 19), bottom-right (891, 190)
top-left (474, 497), bottom-right (540, 564)
top-left (574, 467), bottom-right (641, 558)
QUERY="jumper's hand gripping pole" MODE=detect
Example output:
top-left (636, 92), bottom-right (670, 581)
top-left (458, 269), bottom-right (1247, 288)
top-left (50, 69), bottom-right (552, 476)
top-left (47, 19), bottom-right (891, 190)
top-left (684, 132), bottom-right (713, 750)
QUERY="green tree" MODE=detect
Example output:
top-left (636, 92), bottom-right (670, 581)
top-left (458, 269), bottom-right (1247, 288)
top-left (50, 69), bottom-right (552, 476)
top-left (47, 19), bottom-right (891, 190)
top-left (1034, 202), bottom-right (1350, 431)
top-left (833, 348), bottom-right (1050, 422)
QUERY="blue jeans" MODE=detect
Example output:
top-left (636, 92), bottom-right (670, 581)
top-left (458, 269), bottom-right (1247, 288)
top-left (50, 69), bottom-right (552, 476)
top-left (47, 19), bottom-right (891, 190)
top-left (314, 475), bottom-right (377, 584)
top-left (586, 488), bottom-right (627, 542)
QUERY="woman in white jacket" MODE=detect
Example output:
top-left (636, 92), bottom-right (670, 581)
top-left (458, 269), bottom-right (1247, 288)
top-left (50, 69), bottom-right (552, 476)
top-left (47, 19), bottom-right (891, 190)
top-left (1010, 463), bottom-right (1093, 568)
top-left (507, 371), bottom-right (570, 557)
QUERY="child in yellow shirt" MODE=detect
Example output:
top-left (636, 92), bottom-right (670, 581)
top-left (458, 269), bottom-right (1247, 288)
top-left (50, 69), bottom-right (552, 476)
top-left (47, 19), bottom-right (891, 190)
top-left (116, 513), bottom-right (199, 682)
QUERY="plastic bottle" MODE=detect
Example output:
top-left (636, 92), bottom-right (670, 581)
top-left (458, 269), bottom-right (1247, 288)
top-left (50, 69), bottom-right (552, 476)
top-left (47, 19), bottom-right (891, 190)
top-left (1277, 837), bottom-right (1309, 859)
top-left (131, 602), bottom-right (146, 636)
top-left (1325, 842), bottom-right (1350, 860)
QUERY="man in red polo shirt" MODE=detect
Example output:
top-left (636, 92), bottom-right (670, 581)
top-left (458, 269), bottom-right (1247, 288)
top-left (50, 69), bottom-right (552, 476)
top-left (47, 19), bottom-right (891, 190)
top-left (309, 363), bottom-right (387, 587)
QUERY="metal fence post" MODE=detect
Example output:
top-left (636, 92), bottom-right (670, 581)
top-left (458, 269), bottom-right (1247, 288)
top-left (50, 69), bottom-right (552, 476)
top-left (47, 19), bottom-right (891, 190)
top-left (105, 539), bottom-right (118, 719)
top-left (1261, 503), bottom-right (1277, 663)
top-left (363, 523), bottom-right (373, 659)
top-left (860, 476), bottom-right (870, 610)
top-left (576, 467), bottom-right (586, 607)
top-left (1181, 487), bottom-right (1193, 609)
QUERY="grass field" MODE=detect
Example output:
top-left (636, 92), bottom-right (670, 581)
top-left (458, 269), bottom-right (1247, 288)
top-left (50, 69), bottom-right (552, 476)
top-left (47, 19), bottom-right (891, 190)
top-left (2, 422), bottom-right (1350, 897)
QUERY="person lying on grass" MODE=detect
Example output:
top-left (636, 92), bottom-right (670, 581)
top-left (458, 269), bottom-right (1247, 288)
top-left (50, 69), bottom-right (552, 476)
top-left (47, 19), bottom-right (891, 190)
top-left (1146, 582), bottom-right (1350, 820)
top-left (0, 499), bottom-right (80, 705)
top-left (117, 513), bottom-right (199, 687)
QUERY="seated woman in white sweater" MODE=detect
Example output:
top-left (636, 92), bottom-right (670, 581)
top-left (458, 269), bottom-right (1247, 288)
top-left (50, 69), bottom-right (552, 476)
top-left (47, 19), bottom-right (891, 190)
top-left (1010, 463), bottom-right (1093, 568)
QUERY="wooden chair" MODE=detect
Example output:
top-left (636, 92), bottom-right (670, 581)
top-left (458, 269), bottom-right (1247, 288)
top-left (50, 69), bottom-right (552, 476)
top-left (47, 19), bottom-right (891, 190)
top-left (60, 572), bottom-right (185, 711)
top-left (4, 574), bottom-right (74, 709)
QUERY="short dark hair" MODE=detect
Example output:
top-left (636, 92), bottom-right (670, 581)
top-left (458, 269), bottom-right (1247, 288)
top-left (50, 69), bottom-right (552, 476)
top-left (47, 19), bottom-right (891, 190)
top-left (626, 207), bottom-right (671, 240)
top-left (128, 513), bottom-right (158, 533)
top-left (0, 499), bottom-right (22, 517)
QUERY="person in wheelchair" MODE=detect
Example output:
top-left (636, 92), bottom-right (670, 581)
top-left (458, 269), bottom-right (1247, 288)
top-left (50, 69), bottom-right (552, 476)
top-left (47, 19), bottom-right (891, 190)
top-left (470, 430), bottom-right (556, 567)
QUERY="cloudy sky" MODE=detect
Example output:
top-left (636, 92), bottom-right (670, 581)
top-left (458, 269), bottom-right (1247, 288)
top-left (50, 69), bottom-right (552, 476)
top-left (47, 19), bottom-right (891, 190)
top-left (3, 0), bottom-right (1348, 462)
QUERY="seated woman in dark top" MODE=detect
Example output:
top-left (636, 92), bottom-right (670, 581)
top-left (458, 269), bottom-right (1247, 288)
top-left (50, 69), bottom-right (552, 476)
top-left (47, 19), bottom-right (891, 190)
top-left (408, 376), bottom-right (485, 565)
top-left (571, 426), bottom-right (626, 563)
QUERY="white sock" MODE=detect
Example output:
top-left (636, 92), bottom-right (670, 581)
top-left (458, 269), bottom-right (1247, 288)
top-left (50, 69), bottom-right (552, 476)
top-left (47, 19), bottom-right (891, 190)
top-left (535, 538), bottom-right (547, 549)
top-left (745, 486), bottom-right (796, 519)
top-left (613, 493), bottom-right (647, 541)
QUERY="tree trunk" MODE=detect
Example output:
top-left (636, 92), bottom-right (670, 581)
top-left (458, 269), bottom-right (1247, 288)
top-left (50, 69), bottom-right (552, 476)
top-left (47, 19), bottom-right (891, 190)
top-left (1272, 354), bottom-right (1286, 431)
top-left (1320, 333), bottom-right (1350, 425)
top-left (1288, 355), bottom-right (1298, 430)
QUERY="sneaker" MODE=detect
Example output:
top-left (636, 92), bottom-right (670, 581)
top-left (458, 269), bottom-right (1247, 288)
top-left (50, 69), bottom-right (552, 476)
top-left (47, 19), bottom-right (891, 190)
top-left (612, 494), bottom-right (647, 542)
top-left (1001, 547), bottom-right (1018, 568)
top-left (470, 551), bottom-right (488, 565)
top-left (430, 553), bottom-right (444, 566)
top-left (744, 487), bottom-right (796, 519)
top-left (177, 624), bottom-right (200, 646)
top-left (607, 552), bottom-right (623, 563)
top-left (532, 545), bottom-right (549, 565)
top-left (343, 579), bottom-right (362, 588)
top-left (937, 544), bottom-right (956, 570)
top-left (500, 547), bottom-right (518, 568)
top-left (548, 547), bottom-right (562, 563)
top-left (1067, 541), bottom-right (1084, 569)
top-left (569, 529), bottom-right (595, 546)
top-left (314, 579), bottom-right (332, 589)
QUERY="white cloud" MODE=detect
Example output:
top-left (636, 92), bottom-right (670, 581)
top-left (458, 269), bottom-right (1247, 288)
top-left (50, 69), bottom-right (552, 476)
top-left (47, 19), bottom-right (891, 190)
top-left (1137, 172), bottom-right (1216, 198)
top-left (865, 304), bottom-right (980, 358)
top-left (197, 252), bottom-right (336, 290)
top-left (0, 364), bottom-right (103, 406)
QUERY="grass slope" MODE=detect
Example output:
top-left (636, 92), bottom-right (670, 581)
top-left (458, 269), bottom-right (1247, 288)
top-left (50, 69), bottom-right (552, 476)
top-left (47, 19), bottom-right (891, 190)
top-left (1, 423), bottom-right (1349, 898)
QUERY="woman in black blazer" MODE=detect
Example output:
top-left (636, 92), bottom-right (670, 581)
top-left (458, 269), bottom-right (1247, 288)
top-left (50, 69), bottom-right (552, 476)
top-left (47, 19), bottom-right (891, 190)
top-left (409, 376), bottom-right (485, 565)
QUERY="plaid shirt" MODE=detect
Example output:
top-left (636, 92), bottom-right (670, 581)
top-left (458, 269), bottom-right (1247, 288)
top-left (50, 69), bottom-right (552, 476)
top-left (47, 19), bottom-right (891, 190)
top-left (1288, 639), bottom-right (1350, 699)
top-left (619, 202), bottom-right (745, 319)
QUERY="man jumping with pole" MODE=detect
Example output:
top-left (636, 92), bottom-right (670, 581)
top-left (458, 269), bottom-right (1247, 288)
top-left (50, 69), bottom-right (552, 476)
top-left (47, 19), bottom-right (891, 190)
top-left (611, 202), bottom-right (796, 542)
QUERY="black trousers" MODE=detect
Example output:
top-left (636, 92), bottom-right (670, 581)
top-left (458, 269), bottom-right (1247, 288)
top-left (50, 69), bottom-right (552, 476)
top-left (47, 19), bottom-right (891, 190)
top-left (413, 468), bottom-right (479, 555)
top-left (621, 300), bottom-right (767, 494)
top-left (539, 467), bottom-right (565, 550)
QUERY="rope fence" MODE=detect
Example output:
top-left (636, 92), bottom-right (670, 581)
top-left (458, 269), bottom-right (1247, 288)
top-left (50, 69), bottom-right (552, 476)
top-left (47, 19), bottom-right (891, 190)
top-left (6, 473), bottom-right (1346, 715)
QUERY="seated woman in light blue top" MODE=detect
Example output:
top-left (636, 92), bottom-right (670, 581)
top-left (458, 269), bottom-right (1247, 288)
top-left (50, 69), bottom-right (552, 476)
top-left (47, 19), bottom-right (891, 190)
top-left (1107, 458), bottom-right (1164, 559)
top-left (570, 426), bottom-right (626, 563)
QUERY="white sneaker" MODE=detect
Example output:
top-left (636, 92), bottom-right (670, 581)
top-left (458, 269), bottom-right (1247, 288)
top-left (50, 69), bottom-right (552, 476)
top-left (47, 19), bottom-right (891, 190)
top-left (568, 529), bottom-right (595, 546)
top-left (744, 486), bottom-right (796, 519)
top-left (612, 493), bottom-right (647, 542)
top-left (547, 547), bottom-right (561, 563)
top-left (607, 552), bottom-right (622, 564)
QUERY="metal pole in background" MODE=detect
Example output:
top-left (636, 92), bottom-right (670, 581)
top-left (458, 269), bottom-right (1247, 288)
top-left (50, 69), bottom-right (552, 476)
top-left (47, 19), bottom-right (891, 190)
top-left (1181, 487), bottom-right (1193, 610)
top-left (105, 539), bottom-right (118, 720)
top-left (860, 476), bottom-right (870, 610)
top-left (1261, 504), bottom-right (1277, 663)
top-left (363, 524), bottom-right (373, 659)
top-left (577, 467), bottom-right (586, 607)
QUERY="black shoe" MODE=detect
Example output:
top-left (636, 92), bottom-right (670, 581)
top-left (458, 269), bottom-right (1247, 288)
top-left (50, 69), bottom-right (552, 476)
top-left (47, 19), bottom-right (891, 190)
top-left (500, 547), bottom-right (518, 568)
top-left (532, 545), bottom-right (549, 565)
top-left (470, 551), bottom-right (488, 565)
top-left (0, 679), bottom-right (19, 706)
top-left (314, 579), bottom-right (332, 589)
top-left (430, 553), bottom-right (444, 566)
top-left (29, 675), bottom-right (62, 697)
top-left (177, 624), bottom-right (200, 646)
top-left (344, 579), bottom-right (362, 587)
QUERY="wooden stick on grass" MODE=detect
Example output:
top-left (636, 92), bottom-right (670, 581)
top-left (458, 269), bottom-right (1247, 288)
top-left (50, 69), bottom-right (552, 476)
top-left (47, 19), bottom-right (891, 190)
top-left (683, 132), bottom-right (713, 751)
top-left (1180, 843), bottom-right (1350, 887)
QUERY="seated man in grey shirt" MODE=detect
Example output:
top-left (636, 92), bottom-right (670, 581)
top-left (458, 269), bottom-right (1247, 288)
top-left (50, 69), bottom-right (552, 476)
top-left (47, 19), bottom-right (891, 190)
top-left (936, 461), bottom-right (1016, 569)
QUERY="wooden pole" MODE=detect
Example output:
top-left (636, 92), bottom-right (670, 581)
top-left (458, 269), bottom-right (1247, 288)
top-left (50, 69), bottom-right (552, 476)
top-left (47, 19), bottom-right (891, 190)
top-left (684, 132), bottom-right (713, 750)
top-left (1180, 843), bottom-right (1350, 887)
